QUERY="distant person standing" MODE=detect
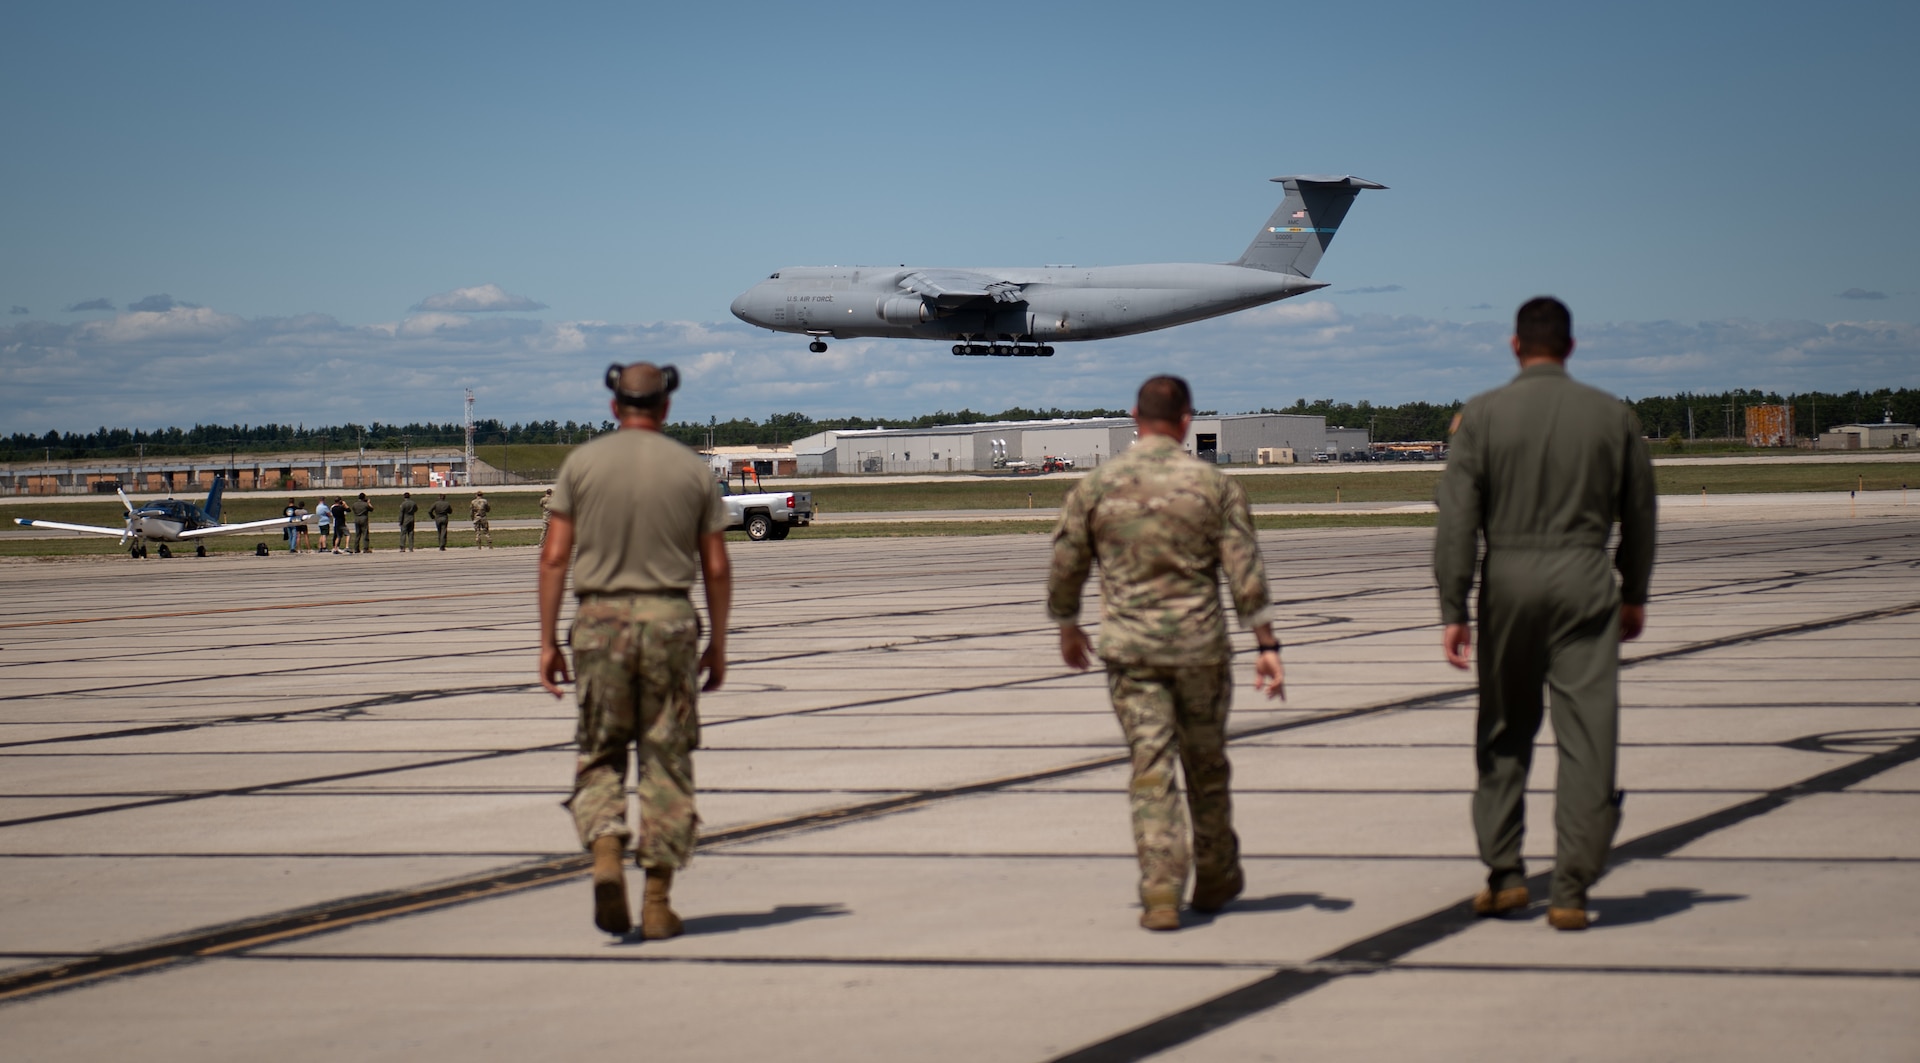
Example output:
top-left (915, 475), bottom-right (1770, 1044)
top-left (538, 487), bottom-right (554, 547)
top-left (329, 498), bottom-right (348, 553)
top-left (283, 499), bottom-right (301, 553)
top-left (1434, 296), bottom-right (1657, 931)
top-left (540, 361), bottom-right (730, 938)
top-left (1047, 374), bottom-right (1285, 932)
top-left (398, 492), bottom-right (418, 552)
top-left (430, 494), bottom-right (453, 550)
top-left (470, 491), bottom-right (492, 549)
top-left (350, 492), bottom-right (375, 554)
top-left (315, 496), bottom-right (332, 551)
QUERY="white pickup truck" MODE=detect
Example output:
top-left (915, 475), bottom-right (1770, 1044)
top-left (719, 482), bottom-right (814, 541)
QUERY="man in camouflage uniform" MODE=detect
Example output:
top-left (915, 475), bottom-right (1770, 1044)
top-left (538, 487), bottom-right (554, 547)
top-left (429, 494), bottom-right (452, 550)
top-left (540, 361), bottom-right (730, 938)
top-left (1048, 375), bottom-right (1285, 931)
top-left (1435, 296), bottom-right (1657, 931)
top-left (349, 492), bottom-right (375, 553)
top-left (397, 491), bottom-right (418, 552)
top-left (470, 490), bottom-right (492, 548)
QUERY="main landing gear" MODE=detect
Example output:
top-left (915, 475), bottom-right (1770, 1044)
top-left (951, 343), bottom-right (1055, 357)
top-left (808, 340), bottom-right (828, 353)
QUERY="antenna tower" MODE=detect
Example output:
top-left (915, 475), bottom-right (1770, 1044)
top-left (464, 389), bottom-right (477, 485)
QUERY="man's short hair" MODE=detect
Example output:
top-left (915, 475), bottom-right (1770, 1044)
top-left (1515, 296), bottom-right (1573, 357)
top-left (1136, 375), bottom-right (1193, 423)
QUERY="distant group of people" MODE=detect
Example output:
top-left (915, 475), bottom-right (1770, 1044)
top-left (281, 490), bottom-right (511, 553)
top-left (543, 298), bottom-right (1657, 942)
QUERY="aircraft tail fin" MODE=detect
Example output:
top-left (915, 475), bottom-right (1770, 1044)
top-left (205, 476), bottom-right (226, 524)
top-left (1235, 175), bottom-right (1386, 276)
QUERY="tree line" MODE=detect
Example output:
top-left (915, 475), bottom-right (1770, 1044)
top-left (5, 389), bottom-right (1914, 461)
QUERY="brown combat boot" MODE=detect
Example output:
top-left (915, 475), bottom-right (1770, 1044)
top-left (1191, 864), bottom-right (1245, 914)
top-left (1547, 906), bottom-right (1590, 931)
top-left (1139, 886), bottom-right (1181, 932)
top-left (590, 835), bottom-right (630, 935)
top-left (641, 867), bottom-right (684, 940)
top-left (1472, 885), bottom-right (1531, 918)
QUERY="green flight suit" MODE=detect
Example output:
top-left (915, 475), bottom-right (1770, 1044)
top-left (1434, 362), bottom-right (1656, 910)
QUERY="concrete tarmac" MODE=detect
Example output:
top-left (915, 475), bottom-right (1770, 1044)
top-left (0, 512), bottom-right (1916, 1060)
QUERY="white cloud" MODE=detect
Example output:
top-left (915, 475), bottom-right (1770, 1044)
top-left (1, 301), bottom-right (1915, 435)
top-left (410, 283), bottom-right (547, 313)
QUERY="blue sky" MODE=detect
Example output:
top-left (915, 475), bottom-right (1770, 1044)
top-left (3, 1), bottom-right (1915, 433)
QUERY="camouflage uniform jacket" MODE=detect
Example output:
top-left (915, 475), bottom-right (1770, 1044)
top-left (1047, 434), bottom-right (1278, 666)
top-left (470, 496), bottom-right (491, 520)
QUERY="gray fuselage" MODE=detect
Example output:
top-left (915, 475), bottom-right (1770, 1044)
top-left (729, 263), bottom-right (1327, 344)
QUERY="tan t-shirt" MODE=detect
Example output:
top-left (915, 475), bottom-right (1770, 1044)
top-left (550, 429), bottom-right (726, 596)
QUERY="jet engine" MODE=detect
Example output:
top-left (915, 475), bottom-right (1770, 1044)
top-left (878, 296), bottom-right (932, 325)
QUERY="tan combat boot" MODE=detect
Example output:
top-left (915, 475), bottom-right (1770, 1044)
top-left (1191, 864), bottom-right (1245, 915)
top-left (1547, 906), bottom-right (1590, 931)
top-left (1472, 885), bottom-right (1531, 918)
top-left (1139, 886), bottom-right (1181, 932)
top-left (590, 835), bottom-right (631, 935)
top-left (641, 867), bottom-right (684, 940)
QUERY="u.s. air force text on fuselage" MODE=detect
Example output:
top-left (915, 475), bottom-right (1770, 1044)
top-left (730, 176), bottom-right (1384, 357)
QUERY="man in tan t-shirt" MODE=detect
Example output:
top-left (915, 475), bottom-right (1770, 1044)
top-left (539, 362), bottom-right (732, 939)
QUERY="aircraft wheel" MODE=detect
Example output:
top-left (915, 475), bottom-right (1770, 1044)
top-left (952, 345), bottom-right (965, 356)
top-left (157, 543), bottom-right (172, 558)
top-left (130, 545), bottom-right (142, 559)
top-left (808, 341), bottom-right (827, 353)
top-left (195, 544), bottom-right (207, 557)
top-left (745, 513), bottom-right (772, 542)
top-left (991, 345), bottom-right (1013, 356)
top-left (1040, 346), bottom-right (1055, 356)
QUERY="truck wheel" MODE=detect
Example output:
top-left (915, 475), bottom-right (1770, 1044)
top-left (745, 513), bottom-right (772, 541)
top-left (768, 521), bottom-right (790, 540)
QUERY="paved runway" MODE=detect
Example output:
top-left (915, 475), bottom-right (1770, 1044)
top-left (1, 514), bottom-right (1916, 1060)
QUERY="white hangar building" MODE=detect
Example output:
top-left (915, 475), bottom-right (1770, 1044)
top-left (791, 413), bottom-right (1351, 475)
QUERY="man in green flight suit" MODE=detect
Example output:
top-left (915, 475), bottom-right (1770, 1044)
top-left (397, 491), bottom-right (418, 552)
top-left (1048, 374), bottom-right (1285, 932)
top-left (349, 492), bottom-right (375, 554)
top-left (1434, 296), bottom-right (1657, 931)
top-left (429, 494), bottom-right (452, 550)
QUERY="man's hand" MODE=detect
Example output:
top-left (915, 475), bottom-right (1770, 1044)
top-left (1059, 625), bottom-right (1093, 671)
top-left (1620, 603), bottom-right (1646, 642)
top-left (1254, 651), bottom-right (1285, 700)
top-left (539, 643), bottom-right (571, 698)
top-left (1443, 622), bottom-right (1473, 670)
top-left (699, 641), bottom-right (727, 691)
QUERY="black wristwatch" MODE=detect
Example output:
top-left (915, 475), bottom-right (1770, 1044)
top-left (1256, 642), bottom-right (1281, 655)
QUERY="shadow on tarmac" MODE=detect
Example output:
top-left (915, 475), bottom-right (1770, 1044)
top-left (1188, 892), bottom-right (1354, 926)
top-left (1587, 887), bottom-right (1745, 928)
top-left (619, 902), bottom-right (851, 944)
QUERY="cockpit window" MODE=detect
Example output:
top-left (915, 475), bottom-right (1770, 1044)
top-left (769, 273), bottom-right (780, 279)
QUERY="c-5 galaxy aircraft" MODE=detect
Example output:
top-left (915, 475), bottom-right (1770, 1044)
top-left (730, 175), bottom-right (1384, 356)
top-left (13, 476), bottom-right (299, 558)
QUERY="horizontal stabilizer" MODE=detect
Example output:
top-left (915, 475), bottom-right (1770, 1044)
top-left (1236, 175), bottom-right (1386, 277)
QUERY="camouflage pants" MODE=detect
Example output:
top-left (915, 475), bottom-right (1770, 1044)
top-left (564, 593), bottom-right (702, 869)
top-left (1106, 659), bottom-right (1239, 903)
top-left (473, 518), bottom-right (491, 548)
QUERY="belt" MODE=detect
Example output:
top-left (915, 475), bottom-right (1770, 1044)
top-left (579, 588), bottom-right (691, 601)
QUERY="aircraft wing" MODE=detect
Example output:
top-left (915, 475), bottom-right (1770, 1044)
top-left (899, 270), bottom-right (1025, 304)
top-left (177, 516), bottom-right (299, 539)
top-left (12, 518), bottom-right (131, 538)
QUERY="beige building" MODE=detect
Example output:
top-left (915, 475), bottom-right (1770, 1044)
top-left (1816, 418), bottom-right (1916, 450)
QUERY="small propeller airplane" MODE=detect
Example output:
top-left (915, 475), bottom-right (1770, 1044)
top-left (12, 475), bottom-right (300, 558)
